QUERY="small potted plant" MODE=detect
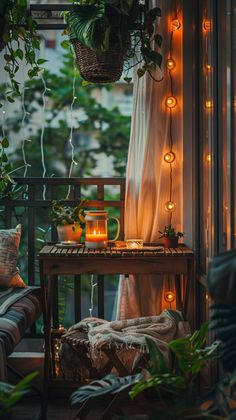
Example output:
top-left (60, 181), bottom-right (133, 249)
top-left (63, 0), bottom-right (162, 83)
top-left (159, 224), bottom-right (184, 248)
top-left (51, 200), bottom-right (86, 243)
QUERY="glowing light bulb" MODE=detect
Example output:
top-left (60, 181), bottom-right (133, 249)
top-left (164, 201), bottom-right (176, 212)
top-left (167, 58), bottom-right (176, 70)
top-left (171, 18), bottom-right (181, 31)
top-left (164, 291), bottom-right (176, 303)
top-left (206, 154), bottom-right (212, 162)
top-left (203, 19), bottom-right (212, 31)
top-left (164, 151), bottom-right (176, 163)
top-left (205, 100), bottom-right (213, 109)
top-left (166, 96), bottom-right (177, 108)
top-left (205, 63), bottom-right (212, 71)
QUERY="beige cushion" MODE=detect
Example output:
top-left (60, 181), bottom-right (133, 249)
top-left (0, 225), bottom-right (25, 288)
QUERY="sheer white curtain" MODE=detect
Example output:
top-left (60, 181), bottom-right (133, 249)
top-left (116, 0), bottom-right (183, 319)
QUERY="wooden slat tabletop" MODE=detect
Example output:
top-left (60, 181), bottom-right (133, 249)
top-left (38, 244), bottom-right (194, 258)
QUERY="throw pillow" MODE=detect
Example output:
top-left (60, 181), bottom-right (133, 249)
top-left (0, 225), bottom-right (26, 288)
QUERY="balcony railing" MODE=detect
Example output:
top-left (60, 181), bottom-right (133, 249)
top-left (0, 177), bottom-right (125, 334)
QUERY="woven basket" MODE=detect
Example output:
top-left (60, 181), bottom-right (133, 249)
top-left (72, 40), bottom-right (124, 83)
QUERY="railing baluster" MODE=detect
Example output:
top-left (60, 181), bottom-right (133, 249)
top-left (51, 186), bottom-right (59, 329)
top-left (74, 182), bottom-right (82, 323)
top-left (97, 274), bottom-right (104, 319)
top-left (120, 180), bottom-right (125, 240)
top-left (28, 185), bottom-right (35, 286)
top-left (4, 207), bottom-right (12, 229)
top-left (0, 177), bottom-right (125, 335)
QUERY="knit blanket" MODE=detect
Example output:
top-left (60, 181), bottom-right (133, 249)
top-left (62, 310), bottom-right (190, 373)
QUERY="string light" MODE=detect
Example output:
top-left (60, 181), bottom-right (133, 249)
top-left (205, 100), bottom-right (213, 109)
top-left (164, 13), bottom-right (181, 222)
top-left (171, 18), bottom-right (181, 31)
top-left (40, 75), bottom-right (47, 200)
top-left (203, 19), bottom-right (212, 31)
top-left (167, 58), bottom-right (176, 70)
top-left (206, 154), bottom-right (212, 162)
top-left (65, 55), bottom-right (78, 200)
top-left (164, 151), bottom-right (175, 163)
top-left (164, 290), bottom-right (176, 303)
top-left (205, 63), bottom-right (212, 71)
top-left (166, 96), bottom-right (177, 108)
top-left (165, 201), bottom-right (176, 212)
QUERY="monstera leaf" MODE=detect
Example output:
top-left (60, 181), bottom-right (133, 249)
top-left (70, 373), bottom-right (143, 406)
top-left (68, 3), bottom-right (110, 51)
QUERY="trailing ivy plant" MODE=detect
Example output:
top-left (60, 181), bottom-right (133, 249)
top-left (0, 136), bottom-right (16, 198)
top-left (0, 0), bottom-right (46, 106)
top-left (64, 0), bottom-right (163, 82)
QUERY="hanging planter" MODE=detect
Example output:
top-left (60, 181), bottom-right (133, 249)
top-left (64, 0), bottom-right (163, 84)
top-left (72, 40), bottom-right (124, 83)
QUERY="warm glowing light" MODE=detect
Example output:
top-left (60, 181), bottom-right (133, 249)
top-left (234, 98), bottom-right (236, 108)
top-left (167, 58), bottom-right (176, 70)
top-left (206, 154), bottom-right (212, 162)
top-left (205, 63), bottom-right (212, 71)
top-left (171, 18), bottom-right (181, 31)
top-left (205, 100), bottom-right (213, 109)
top-left (203, 19), bottom-right (212, 31)
top-left (164, 201), bottom-right (176, 212)
top-left (164, 291), bottom-right (176, 303)
top-left (164, 151), bottom-right (176, 163)
top-left (166, 96), bottom-right (177, 108)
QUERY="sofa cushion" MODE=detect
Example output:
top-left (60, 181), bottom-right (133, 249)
top-left (0, 225), bottom-right (25, 288)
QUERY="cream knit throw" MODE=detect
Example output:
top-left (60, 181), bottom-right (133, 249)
top-left (68, 310), bottom-right (190, 366)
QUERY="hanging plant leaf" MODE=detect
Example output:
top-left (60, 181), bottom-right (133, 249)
top-left (154, 34), bottom-right (162, 48)
top-left (70, 373), bottom-right (143, 406)
top-left (2, 137), bottom-right (9, 148)
top-left (68, 4), bottom-right (108, 51)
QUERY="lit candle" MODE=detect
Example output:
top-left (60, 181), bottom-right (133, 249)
top-left (61, 241), bottom-right (78, 246)
top-left (86, 229), bottom-right (108, 242)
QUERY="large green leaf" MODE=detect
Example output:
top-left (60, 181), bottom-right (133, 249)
top-left (145, 337), bottom-right (168, 375)
top-left (70, 373), bottom-right (143, 405)
top-left (68, 4), bottom-right (108, 51)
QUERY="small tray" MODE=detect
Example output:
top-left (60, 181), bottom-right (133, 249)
top-left (56, 242), bottom-right (83, 248)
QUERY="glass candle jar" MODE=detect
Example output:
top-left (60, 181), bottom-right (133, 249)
top-left (85, 210), bottom-right (120, 249)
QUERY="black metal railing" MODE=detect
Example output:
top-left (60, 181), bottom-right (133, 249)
top-left (0, 177), bottom-right (125, 333)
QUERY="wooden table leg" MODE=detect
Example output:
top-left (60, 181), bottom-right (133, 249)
top-left (183, 258), bottom-right (196, 331)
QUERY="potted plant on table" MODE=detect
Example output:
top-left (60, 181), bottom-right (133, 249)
top-left (63, 0), bottom-right (163, 83)
top-left (159, 224), bottom-right (184, 248)
top-left (51, 200), bottom-right (86, 243)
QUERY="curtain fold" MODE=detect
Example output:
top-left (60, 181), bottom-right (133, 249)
top-left (116, 0), bottom-right (183, 320)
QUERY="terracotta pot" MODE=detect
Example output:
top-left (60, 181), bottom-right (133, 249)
top-left (57, 224), bottom-right (82, 242)
top-left (163, 237), bottom-right (178, 248)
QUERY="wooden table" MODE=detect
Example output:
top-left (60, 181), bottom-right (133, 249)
top-left (38, 244), bottom-right (195, 418)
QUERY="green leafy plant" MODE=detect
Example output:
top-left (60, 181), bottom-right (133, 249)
top-left (69, 324), bottom-right (221, 419)
top-left (0, 136), bottom-right (16, 198)
top-left (70, 373), bottom-right (143, 406)
top-left (159, 224), bottom-right (184, 239)
top-left (64, 0), bottom-right (163, 81)
top-left (0, 371), bottom-right (38, 416)
top-left (0, 0), bottom-right (46, 106)
top-left (51, 200), bottom-right (86, 229)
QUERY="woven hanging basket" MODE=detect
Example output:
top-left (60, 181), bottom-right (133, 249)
top-left (72, 40), bottom-right (124, 83)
